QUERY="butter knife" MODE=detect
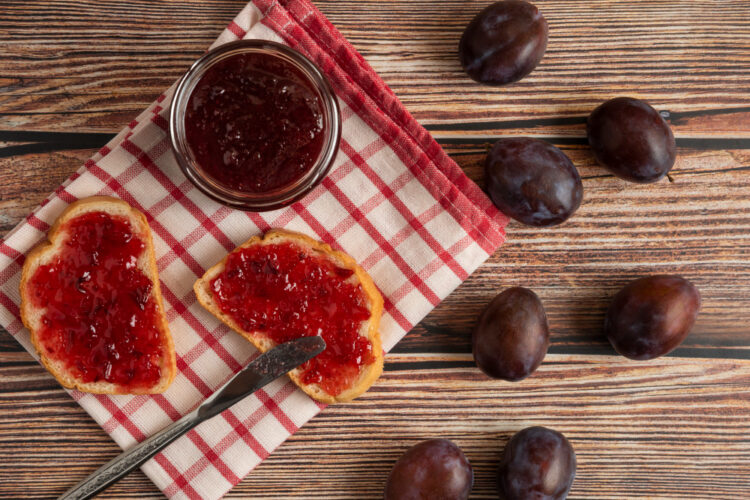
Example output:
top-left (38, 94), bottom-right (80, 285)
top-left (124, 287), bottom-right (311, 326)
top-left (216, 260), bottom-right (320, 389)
top-left (58, 336), bottom-right (326, 500)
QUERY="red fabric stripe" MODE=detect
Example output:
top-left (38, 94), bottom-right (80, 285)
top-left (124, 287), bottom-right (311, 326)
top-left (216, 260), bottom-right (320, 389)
top-left (162, 287), bottom-right (244, 373)
top-left (2, 318), bottom-right (23, 337)
top-left (0, 256), bottom-right (23, 287)
top-left (228, 20), bottom-right (248, 39)
top-left (246, 212), bottom-right (272, 233)
top-left (0, 242), bottom-right (24, 261)
top-left (264, 152), bottom-right (359, 233)
top-left (174, 358), bottom-right (216, 399)
top-left (25, 213), bottom-right (50, 232)
top-left (289, 200), bottom-right (337, 246)
top-left (7, 317), bottom-right (23, 335)
top-left (152, 394), bottom-right (183, 423)
top-left (255, 387), bottom-right (298, 434)
top-left (0, 240), bottom-right (26, 265)
top-left (227, 21), bottom-right (247, 39)
top-left (339, 140), bottom-right (469, 280)
top-left (159, 287), bottom-right (242, 390)
top-left (156, 453), bottom-right (203, 500)
top-left (93, 394), bottom-right (146, 442)
top-left (152, 113), bottom-right (169, 131)
top-left (382, 296), bottom-right (412, 332)
top-left (54, 184), bottom-right (78, 204)
top-left (101, 395), bottom-right (154, 435)
top-left (154, 201), bottom-right (236, 272)
top-left (0, 290), bottom-right (20, 319)
top-left (0, 243), bottom-right (25, 287)
top-left (186, 430), bottom-right (241, 485)
top-left (321, 177), bottom-right (440, 306)
top-left (222, 411), bottom-right (270, 460)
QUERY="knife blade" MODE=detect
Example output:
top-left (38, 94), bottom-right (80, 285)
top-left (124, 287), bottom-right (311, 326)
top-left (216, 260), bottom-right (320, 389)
top-left (58, 335), bottom-right (326, 500)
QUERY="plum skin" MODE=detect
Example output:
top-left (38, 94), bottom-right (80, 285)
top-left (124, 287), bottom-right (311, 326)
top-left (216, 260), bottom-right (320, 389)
top-left (605, 275), bottom-right (701, 360)
top-left (384, 438), bottom-right (473, 500)
top-left (485, 138), bottom-right (583, 227)
top-left (587, 97), bottom-right (677, 183)
top-left (498, 426), bottom-right (577, 500)
top-left (459, 0), bottom-right (548, 85)
top-left (473, 287), bottom-right (550, 381)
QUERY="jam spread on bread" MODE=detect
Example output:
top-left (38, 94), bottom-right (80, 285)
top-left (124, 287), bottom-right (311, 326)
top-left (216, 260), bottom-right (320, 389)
top-left (210, 242), bottom-right (375, 396)
top-left (27, 212), bottom-right (164, 389)
top-left (184, 51), bottom-right (326, 194)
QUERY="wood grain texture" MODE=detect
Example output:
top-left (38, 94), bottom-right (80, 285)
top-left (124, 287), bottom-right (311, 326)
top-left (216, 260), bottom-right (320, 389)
top-left (1, 0), bottom-right (749, 135)
top-left (3, 353), bottom-right (749, 499)
top-left (1, 0), bottom-right (749, 499)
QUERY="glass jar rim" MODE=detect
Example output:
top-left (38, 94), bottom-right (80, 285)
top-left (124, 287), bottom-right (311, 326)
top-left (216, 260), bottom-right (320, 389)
top-left (169, 39), bottom-right (341, 211)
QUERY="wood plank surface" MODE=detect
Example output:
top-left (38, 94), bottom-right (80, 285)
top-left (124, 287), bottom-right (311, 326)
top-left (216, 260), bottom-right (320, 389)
top-left (1, 1), bottom-right (749, 499)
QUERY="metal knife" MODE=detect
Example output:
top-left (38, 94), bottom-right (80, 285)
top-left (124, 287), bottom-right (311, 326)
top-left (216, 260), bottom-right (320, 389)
top-left (58, 335), bottom-right (326, 500)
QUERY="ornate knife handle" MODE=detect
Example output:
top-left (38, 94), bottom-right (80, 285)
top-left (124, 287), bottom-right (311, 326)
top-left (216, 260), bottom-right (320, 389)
top-left (58, 409), bottom-right (200, 500)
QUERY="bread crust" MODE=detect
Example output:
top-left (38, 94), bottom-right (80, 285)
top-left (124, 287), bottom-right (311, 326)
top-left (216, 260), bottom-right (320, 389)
top-left (194, 229), bottom-right (384, 404)
top-left (19, 196), bottom-right (176, 394)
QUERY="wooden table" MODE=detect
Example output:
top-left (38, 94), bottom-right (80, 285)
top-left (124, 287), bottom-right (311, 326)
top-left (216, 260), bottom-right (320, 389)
top-left (1, 1), bottom-right (749, 498)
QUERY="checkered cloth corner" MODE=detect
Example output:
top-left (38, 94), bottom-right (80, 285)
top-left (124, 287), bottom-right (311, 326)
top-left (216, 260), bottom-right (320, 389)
top-left (0, 1), bottom-right (507, 498)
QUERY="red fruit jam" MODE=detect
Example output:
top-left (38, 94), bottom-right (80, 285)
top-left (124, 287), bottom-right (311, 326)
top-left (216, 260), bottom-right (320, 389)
top-left (184, 51), bottom-right (326, 194)
top-left (210, 242), bottom-right (375, 396)
top-left (26, 212), bottom-right (164, 390)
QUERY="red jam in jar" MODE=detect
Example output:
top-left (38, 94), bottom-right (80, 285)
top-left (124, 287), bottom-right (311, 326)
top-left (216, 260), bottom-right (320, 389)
top-left (209, 242), bottom-right (375, 396)
top-left (184, 51), bottom-right (327, 194)
top-left (26, 212), bottom-right (165, 390)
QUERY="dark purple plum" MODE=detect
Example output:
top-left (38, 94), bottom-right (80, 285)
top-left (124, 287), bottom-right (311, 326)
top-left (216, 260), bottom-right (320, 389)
top-left (384, 439), bottom-right (473, 500)
top-left (485, 138), bottom-right (583, 227)
top-left (459, 0), bottom-right (548, 85)
top-left (498, 426), bottom-right (576, 500)
top-left (605, 275), bottom-right (701, 360)
top-left (587, 97), bottom-right (676, 183)
top-left (473, 287), bottom-right (549, 381)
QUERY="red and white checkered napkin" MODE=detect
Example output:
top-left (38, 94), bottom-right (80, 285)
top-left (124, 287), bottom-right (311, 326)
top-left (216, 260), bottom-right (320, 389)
top-left (0, 1), bottom-right (507, 498)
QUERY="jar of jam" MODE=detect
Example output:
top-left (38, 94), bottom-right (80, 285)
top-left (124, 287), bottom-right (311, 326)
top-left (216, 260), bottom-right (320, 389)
top-left (170, 40), bottom-right (341, 211)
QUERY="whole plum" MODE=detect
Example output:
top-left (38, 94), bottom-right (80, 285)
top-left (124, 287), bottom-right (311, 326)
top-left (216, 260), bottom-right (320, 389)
top-left (459, 0), bottom-right (548, 85)
top-left (473, 287), bottom-right (550, 381)
top-left (605, 275), bottom-right (701, 360)
top-left (384, 439), bottom-right (473, 500)
top-left (587, 97), bottom-right (676, 183)
top-left (498, 426), bottom-right (577, 500)
top-left (485, 138), bottom-right (583, 227)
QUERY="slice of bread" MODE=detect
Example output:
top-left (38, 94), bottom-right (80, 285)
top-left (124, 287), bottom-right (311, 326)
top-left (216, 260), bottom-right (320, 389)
top-left (19, 196), bottom-right (176, 394)
top-left (194, 229), bottom-right (384, 404)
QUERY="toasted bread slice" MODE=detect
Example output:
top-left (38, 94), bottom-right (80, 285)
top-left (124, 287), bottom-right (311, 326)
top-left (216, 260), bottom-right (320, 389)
top-left (20, 196), bottom-right (176, 394)
top-left (194, 229), bottom-right (384, 404)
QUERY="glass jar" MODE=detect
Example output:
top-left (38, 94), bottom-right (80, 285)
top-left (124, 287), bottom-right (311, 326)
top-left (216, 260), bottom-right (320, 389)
top-left (169, 40), bottom-right (341, 211)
